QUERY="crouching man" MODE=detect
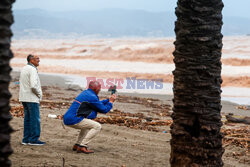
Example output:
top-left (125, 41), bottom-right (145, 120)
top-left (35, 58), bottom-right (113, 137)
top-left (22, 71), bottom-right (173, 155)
top-left (63, 81), bottom-right (116, 153)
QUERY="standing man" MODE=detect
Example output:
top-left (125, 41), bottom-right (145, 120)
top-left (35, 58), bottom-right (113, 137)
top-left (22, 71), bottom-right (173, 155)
top-left (63, 81), bottom-right (116, 154)
top-left (19, 54), bottom-right (45, 146)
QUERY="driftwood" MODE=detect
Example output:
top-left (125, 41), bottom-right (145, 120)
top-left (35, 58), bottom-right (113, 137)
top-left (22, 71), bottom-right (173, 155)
top-left (236, 105), bottom-right (250, 110)
top-left (226, 114), bottom-right (250, 125)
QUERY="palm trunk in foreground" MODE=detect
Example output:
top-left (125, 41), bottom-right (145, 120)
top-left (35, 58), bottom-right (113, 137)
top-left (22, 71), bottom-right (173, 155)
top-left (171, 0), bottom-right (224, 166)
top-left (0, 0), bottom-right (15, 166)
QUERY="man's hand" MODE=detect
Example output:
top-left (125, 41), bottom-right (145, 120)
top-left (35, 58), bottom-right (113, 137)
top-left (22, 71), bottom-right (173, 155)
top-left (109, 94), bottom-right (116, 103)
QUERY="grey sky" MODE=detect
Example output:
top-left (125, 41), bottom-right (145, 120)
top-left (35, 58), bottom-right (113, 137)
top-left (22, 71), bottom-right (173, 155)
top-left (13, 0), bottom-right (250, 18)
top-left (13, 0), bottom-right (175, 12)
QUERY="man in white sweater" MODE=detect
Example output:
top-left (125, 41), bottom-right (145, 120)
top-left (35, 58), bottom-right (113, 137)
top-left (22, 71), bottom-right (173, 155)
top-left (19, 54), bottom-right (45, 146)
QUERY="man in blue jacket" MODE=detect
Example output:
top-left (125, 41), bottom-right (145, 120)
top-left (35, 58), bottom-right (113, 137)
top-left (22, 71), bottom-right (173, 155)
top-left (63, 81), bottom-right (116, 154)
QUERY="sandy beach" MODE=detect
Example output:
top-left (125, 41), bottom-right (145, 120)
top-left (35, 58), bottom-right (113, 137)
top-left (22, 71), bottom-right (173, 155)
top-left (7, 1), bottom-right (250, 165)
top-left (9, 71), bottom-right (249, 167)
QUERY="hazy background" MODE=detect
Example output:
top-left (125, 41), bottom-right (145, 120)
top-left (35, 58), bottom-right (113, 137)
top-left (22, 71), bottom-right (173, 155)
top-left (12, 0), bottom-right (250, 38)
top-left (11, 0), bottom-right (250, 105)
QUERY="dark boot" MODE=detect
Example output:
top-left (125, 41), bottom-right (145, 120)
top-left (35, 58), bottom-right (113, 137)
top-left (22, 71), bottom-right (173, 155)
top-left (72, 144), bottom-right (79, 151)
top-left (76, 146), bottom-right (94, 154)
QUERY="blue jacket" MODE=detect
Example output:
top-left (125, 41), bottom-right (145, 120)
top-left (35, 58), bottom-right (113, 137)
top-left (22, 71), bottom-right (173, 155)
top-left (63, 89), bottom-right (113, 125)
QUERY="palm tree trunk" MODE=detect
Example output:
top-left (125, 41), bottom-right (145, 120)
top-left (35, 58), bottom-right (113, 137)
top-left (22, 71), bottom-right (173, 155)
top-left (170, 0), bottom-right (224, 166)
top-left (0, 0), bottom-right (15, 166)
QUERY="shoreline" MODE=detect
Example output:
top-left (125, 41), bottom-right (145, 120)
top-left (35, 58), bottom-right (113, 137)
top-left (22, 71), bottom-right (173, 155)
top-left (11, 70), bottom-right (250, 116)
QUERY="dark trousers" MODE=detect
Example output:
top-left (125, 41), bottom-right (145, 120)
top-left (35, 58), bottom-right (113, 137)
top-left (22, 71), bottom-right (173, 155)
top-left (22, 102), bottom-right (41, 143)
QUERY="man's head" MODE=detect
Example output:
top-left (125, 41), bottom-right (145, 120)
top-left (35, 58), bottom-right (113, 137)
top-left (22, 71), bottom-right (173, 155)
top-left (27, 54), bottom-right (40, 67)
top-left (88, 81), bottom-right (101, 95)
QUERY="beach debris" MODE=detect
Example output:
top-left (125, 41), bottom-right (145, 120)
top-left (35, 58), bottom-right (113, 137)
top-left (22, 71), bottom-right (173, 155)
top-left (236, 105), bottom-right (250, 110)
top-left (48, 114), bottom-right (57, 119)
top-left (61, 120), bottom-right (66, 129)
top-left (113, 95), bottom-right (171, 110)
top-left (10, 106), bottom-right (24, 118)
top-left (62, 157), bottom-right (65, 167)
top-left (95, 115), bottom-right (172, 132)
top-left (226, 113), bottom-right (250, 124)
top-left (144, 120), bottom-right (172, 126)
top-left (40, 100), bottom-right (71, 109)
top-left (48, 114), bottom-right (64, 120)
top-left (145, 117), bottom-right (153, 122)
top-left (110, 109), bottom-right (144, 118)
top-left (222, 126), bottom-right (249, 149)
top-left (95, 105), bottom-right (172, 132)
top-left (57, 114), bottom-right (64, 120)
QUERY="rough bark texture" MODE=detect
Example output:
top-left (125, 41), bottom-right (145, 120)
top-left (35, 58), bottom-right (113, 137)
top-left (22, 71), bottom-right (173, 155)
top-left (0, 0), bottom-right (15, 166)
top-left (170, 0), bottom-right (224, 166)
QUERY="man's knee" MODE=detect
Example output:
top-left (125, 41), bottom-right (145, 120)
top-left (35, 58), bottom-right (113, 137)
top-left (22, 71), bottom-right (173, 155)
top-left (95, 122), bottom-right (102, 131)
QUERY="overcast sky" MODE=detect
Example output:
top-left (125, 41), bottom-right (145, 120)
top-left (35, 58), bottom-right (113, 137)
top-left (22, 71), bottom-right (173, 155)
top-left (13, 0), bottom-right (250, 18)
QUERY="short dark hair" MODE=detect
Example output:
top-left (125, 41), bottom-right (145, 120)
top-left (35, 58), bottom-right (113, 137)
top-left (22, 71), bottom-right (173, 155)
top-left (27, 54), bottom-right (34, 62)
